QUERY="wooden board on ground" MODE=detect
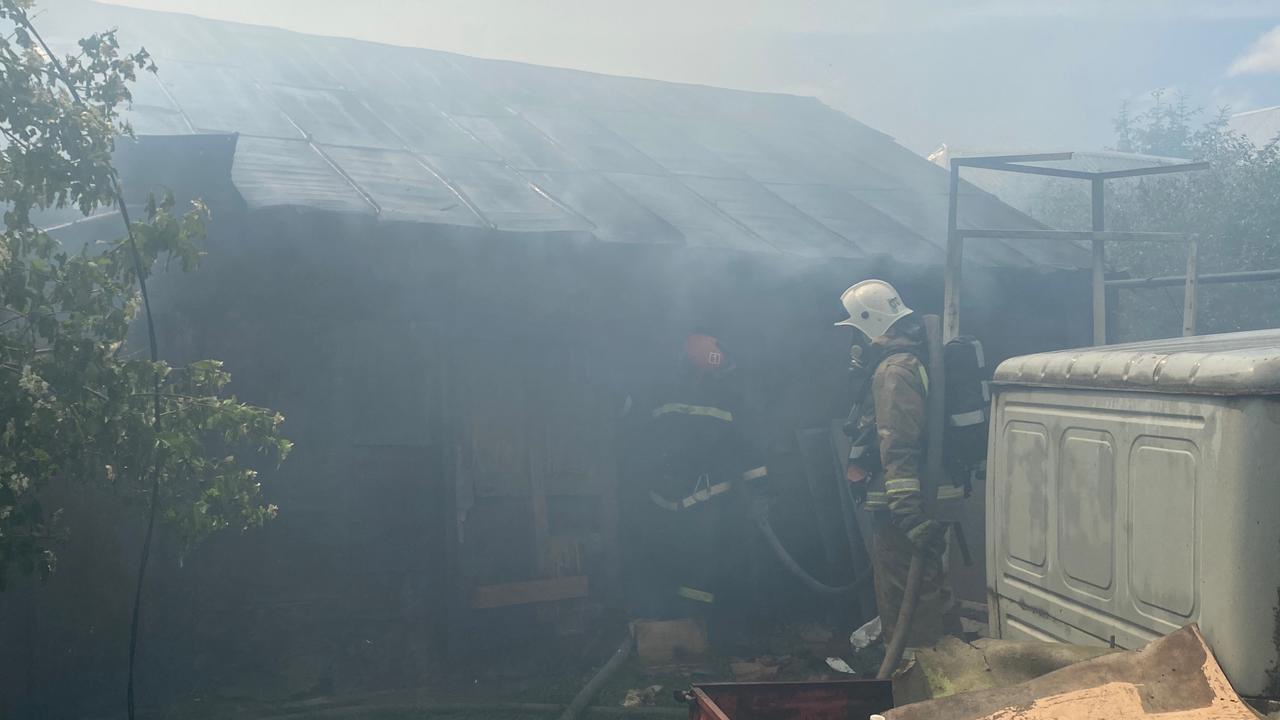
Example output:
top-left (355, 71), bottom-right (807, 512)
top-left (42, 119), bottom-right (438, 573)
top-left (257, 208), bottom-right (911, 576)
top-left (886, 624), bottom-right (1259, 720)
top-left (632, 618), bottom-right (710, 666)
top-left (470, 575), bottom-right (589, 609)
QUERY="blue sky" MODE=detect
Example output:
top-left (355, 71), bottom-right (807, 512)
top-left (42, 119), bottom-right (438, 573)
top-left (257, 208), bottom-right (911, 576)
top-left (96, 0), bottom-right (1280, 154)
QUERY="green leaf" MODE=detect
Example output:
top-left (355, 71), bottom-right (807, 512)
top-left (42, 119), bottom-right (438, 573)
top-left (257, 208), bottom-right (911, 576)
top-left (0, 0), bottom-right (290, 582)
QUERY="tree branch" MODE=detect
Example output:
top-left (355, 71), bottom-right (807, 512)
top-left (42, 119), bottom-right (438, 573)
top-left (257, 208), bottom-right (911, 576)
top-left (0, 124), bottom-right (33, 151)
top-left (0, 362), bottom-right (112, 401)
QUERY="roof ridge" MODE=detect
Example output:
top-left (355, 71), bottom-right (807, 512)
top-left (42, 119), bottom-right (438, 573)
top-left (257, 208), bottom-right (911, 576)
top-left (83, 0), bottom-right (823, 106)
top-left (1232, 105), bottom-right (1280, 118)
top-left (60, 0), bottom-right (1085, 268)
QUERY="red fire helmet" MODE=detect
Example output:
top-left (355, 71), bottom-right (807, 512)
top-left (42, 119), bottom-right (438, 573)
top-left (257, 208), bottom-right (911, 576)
top-left (684, 334), bottom-right (726, 371)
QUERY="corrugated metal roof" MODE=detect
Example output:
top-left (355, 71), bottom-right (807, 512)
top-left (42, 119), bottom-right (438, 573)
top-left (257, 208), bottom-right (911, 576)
top-left (1229, 106), bottom-right (1280, 148)
top-left (39, 1), bottom-right (1089, 269)
top-left (993, 329), bottom-right (1280, 396)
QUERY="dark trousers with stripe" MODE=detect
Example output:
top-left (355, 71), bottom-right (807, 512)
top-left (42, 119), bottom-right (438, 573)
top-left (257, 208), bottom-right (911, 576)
top-left (626, 495), bottom-right (749, 621)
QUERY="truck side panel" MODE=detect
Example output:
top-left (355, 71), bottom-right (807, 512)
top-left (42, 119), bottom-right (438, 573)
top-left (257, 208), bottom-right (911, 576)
top-left (987, 389), bottom-right (1280, 695)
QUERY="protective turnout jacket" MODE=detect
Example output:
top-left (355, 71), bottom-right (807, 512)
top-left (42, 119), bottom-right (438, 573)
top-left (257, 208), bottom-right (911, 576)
top-left (637, 373), bottom-right (768, 511)
top-left (850, 333), bottom-right (962, 534)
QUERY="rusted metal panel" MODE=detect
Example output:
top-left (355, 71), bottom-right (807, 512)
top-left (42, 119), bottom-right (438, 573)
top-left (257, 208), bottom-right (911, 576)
top-left (689, 679), bottom-right (894, 720)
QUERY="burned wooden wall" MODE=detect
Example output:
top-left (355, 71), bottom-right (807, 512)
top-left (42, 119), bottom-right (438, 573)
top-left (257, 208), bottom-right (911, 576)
top-left (0, 185), bottom-right (1092, 715)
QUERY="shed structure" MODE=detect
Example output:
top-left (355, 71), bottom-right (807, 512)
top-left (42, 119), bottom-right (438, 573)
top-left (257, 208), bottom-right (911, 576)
top-left (1, 2), bottom-right (1095, 715)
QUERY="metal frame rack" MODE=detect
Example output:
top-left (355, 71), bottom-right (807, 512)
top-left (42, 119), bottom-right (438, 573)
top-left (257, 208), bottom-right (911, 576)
top-left (943, 152), bottom-right (1208, 344)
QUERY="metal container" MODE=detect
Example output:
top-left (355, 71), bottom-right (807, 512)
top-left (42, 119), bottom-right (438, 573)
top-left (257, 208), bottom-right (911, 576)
top-left (986, 329), bottom-right (1280, 696)
top-left (685, 679), bottom-right (893, 720)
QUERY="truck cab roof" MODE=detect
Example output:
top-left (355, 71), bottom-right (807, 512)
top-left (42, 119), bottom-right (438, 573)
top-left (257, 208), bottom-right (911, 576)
top-left (993, 328), bottom-right (1280, 396)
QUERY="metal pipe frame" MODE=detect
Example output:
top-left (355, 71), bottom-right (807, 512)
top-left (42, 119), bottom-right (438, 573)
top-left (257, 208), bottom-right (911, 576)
top-left (951, 152), bottom-right (1075, 165)
top-left (1106, 268), bottom-right (1280, 289)
top-left (944, 152), bottom-right (1208, 345)
top-left (950, 153), bottom-right (1208, 182)
top-left (956, 229), bottom-right (1185, 243)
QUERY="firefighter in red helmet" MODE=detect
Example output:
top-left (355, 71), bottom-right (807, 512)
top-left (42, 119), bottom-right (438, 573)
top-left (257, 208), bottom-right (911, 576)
top-left (683, 333), bottom-right (726, 372)
top-left (620, 333), bottom-right (769, 628)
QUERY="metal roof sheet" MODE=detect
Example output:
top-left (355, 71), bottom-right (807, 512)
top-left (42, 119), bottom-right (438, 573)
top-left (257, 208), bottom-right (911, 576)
top-left (231, 136), bottom-right (373, 214)
top-left (422, 155), bottom-right (589, 232)
top-left (1229, 106), bottom-right (1280, 148)
top-left (604, 172), bottom-right (775, 253)
top-left (523, 171), bottom-right (682, 244)
top-left (993, 329), bottom-right (1280, 396)
top-left (40, 0), bottom-right (1090, 269)
top-left (317, 147), bottom-right (483, 226)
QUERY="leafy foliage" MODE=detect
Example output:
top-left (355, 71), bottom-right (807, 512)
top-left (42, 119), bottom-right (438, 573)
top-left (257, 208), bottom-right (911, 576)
top-left (1112, 90), bottom-right (1207, 158)
top-left (0, 0), bottom-right (290, 586)
top-left (1028, 91), bottom-right (1280, 341)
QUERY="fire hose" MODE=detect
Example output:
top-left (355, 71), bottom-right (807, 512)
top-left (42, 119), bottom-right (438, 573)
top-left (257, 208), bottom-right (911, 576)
top-left (556, 635), bottom-right (635, 720)
top-left (751, 498), bottom-right (871, 596)
top-left (754, 489), bottom-right (921, 679)
top-left (876, 550), bottom-right (923, 679)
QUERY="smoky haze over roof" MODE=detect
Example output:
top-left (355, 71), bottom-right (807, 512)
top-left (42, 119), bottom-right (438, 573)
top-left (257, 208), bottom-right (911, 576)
top-left (40, 0), bottom-right (1088, 268)
top-left (95, 0), bottom-right (1280, 156)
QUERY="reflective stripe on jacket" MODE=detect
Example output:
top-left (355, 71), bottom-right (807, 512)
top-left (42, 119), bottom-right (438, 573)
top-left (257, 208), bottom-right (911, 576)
top-left (652, 402), bottom-right (734, 423)
top-left (637, 383), bottom-right (767, 512)
top-left (648, 462), bottom-right (770, 512)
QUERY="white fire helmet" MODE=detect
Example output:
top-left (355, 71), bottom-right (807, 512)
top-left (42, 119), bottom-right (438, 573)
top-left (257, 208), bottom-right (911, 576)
top-left (834, 279), bottom-right (914, 339)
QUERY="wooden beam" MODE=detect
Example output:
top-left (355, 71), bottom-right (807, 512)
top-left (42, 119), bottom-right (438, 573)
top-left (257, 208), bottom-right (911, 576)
top-left (957, 228), bottom-right (1185, 243)
top-left (470, 575), bottom-right (589, 609)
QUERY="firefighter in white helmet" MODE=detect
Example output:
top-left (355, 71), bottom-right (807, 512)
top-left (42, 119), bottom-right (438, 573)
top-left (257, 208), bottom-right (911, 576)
top-left (837, 280), bottom-right (960, 648)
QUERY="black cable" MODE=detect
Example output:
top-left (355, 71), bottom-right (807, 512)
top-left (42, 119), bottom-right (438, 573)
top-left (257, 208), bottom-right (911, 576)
top-left (16, 11), bottom-right (162, 720)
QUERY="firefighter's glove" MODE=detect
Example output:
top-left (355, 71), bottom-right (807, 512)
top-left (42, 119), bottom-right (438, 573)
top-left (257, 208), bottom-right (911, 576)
top-left (906, 519), bottom-right (947, 557)
top-left (849, 481), bottom-right (867, 506)
top-left (845, 465), bottom-right (868, 505)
